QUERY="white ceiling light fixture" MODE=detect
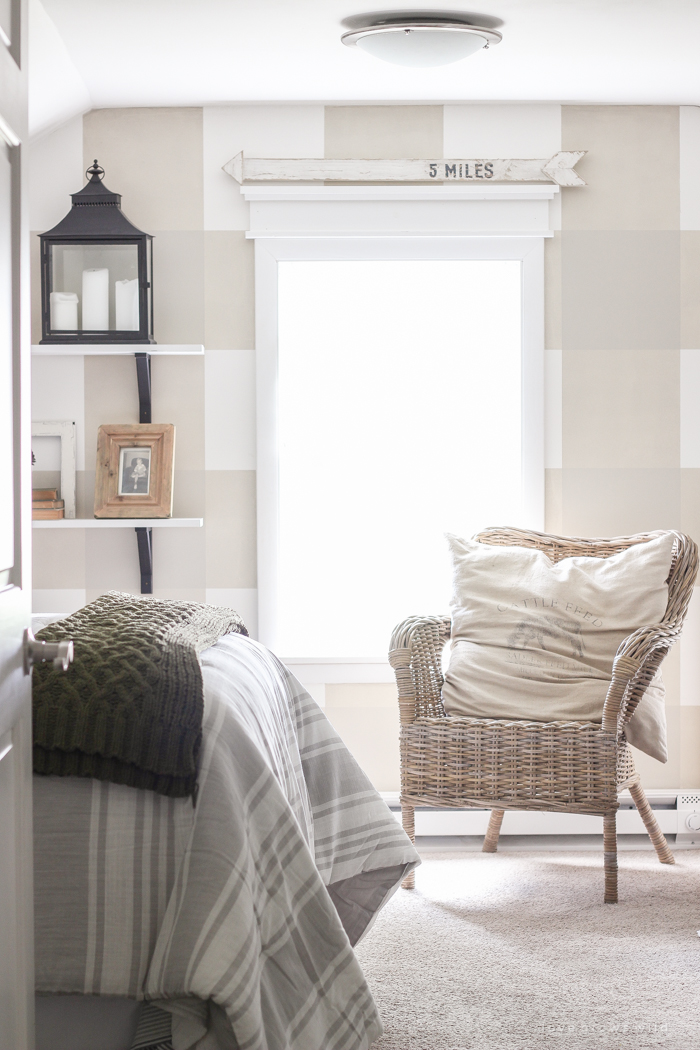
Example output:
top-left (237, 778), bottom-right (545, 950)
top-left (341, 15), bottom-right (502, 67)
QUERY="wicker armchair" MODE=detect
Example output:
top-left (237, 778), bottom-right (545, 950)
top-left (389, 527), bottom-right (698, 903)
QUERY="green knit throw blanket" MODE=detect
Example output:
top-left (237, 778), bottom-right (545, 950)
top-left (32, 592), bottom-right (247, 798)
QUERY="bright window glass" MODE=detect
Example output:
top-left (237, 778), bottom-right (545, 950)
top-left (277, 259), bottom-right (522, 657)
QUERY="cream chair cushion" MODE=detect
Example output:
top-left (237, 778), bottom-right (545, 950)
top-left (442, 532), bottom-right (676, 762)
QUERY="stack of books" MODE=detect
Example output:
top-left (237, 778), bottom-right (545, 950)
top-left (32, 488), bottom-right (64, 520)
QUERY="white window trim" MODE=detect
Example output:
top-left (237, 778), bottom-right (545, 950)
top-left (243, 182), bottom-right (558, 240)
top-left (256, 235), bottom-right (544, 659)
top-left (251, 187), bottom-right (549, 665)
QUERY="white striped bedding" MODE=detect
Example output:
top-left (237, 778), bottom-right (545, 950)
top-left (33, 632), bottom-right (418, 1050)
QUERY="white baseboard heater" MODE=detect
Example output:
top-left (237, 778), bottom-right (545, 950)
top-left (380, 790), bottom-right (700, 844)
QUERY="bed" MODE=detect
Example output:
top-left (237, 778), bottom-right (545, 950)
top-left (32, 617), bottom-right (419, 1050)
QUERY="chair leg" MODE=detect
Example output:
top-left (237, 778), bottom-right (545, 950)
top-left (603, 812), bottom-right (618, 904)
top-left (483, 808), bottom-right (505, 853)
top-left (628, 780), bottom-right (675, 865)
top-left (401, 804), bottom-right (416, 889)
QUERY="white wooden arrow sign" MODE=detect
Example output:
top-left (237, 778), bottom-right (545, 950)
top-left (223, 151), bottom-right (586, 187)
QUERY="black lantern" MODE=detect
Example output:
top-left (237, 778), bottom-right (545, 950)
top-left (39, 160), bottom-right (154, 344)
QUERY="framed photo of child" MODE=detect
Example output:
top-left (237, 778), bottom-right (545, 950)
top-left (118, 448), bottom-right (151, 495)
top-left (94, 424), bottom-right (175, 518)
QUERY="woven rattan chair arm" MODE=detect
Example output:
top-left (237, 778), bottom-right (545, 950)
top-left (602, 532), bottom-right (698, 732)
top-left (602, 624), bottom-right (677, 733)
top-left (389, 615), bottom-right (451, 724)
top-left (389, 615), bottom-right (451, 652)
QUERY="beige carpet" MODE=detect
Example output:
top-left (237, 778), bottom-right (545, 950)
top-left (355, 851), bottom-right (700, 1050)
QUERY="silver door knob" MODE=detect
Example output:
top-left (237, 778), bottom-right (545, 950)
top-left (23, 629), bottom-right (74, 675)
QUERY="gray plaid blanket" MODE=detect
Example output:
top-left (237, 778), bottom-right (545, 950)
top-left (34, 632), bottom-right (418, 1050)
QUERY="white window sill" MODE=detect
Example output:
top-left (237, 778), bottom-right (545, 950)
top-left (281, 657), bottom-right (395, 684)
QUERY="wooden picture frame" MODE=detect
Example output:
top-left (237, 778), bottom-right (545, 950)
top-left (94, 424), bottom-right (175, 518)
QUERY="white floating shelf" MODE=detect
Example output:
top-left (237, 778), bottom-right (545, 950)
top-left (32, 345), bottom-right (204, 356)
top-left (33, 518), bottom-right (203, 529)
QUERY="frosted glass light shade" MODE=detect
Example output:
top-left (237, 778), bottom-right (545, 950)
top-left (342, 22), bottom-right (501, 67)
top-left (357, 27), bottom-right (485, 66)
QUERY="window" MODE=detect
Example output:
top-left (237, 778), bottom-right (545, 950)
top-left (250, 182), bottom-right (549, 657)
top-left (270, 252), bottom-right (539, 658)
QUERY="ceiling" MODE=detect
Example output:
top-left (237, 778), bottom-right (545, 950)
top-left (30, 0), bottom-right (700, 137)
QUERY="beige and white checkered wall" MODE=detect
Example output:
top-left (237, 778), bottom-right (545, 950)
top-left (29, 103), bottom-right (700, 790)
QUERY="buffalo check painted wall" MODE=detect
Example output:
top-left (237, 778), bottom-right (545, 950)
top-left (29, 103), bottom-right (700, 790)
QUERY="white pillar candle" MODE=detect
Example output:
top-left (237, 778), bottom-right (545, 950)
top-left (82, 268), bottom-right (109, 330)
top-left (49, 292), bottom-right (78, 331)
top-left (115, 278), bottom-right (140, 331)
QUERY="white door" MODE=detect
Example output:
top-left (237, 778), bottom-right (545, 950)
top-left (0, 0), bottom-right (34, 1047)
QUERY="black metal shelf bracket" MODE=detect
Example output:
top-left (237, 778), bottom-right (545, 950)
top-left (134, 353), bottom-right (153, 593)
top-left (135, 527), bottom-right (153, 594)
top-left (135, 352), bottom-right (152, 424)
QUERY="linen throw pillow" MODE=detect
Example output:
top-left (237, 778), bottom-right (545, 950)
top-left (441, 532), bottom-right (676, 762)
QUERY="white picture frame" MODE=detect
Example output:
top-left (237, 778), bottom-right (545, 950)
top-left (31, 420), bottom-right (77, 519)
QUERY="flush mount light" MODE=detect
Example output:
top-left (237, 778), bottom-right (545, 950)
top-left (341, 17), bottom-right (502, 67)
